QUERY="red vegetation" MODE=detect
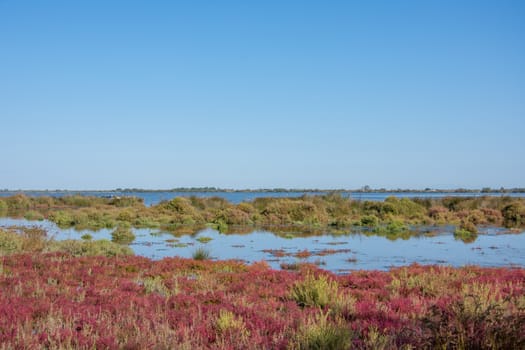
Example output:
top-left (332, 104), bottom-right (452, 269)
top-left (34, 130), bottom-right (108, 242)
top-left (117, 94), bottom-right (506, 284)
top-left (262, 249), bottom-right (287, 257)
top-left (316, 248), bottom-right (352, 256)
top-left (294, 249), bottom-right (312, 259)
top-left (0, 253), bottom-right (524, 349)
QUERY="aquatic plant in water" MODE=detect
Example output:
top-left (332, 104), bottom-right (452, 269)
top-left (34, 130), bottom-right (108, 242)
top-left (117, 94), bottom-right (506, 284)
top-left (192, 246), bottom-right (211, 260)
top-left (111, 225), bottom-right (136, 244)
top-left (80, 233), bottom-right (92, 240)
top-left (454, 221), bottom-right (478, 243)
top-left (196, 236), bottom-right (213, 243)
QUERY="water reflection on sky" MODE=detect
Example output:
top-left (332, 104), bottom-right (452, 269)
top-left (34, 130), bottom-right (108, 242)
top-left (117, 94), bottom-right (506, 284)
top-left (1, 218), bottom-right (524, 273)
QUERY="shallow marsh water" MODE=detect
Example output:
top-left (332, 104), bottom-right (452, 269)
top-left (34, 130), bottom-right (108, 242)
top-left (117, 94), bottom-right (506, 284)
top-left (1, 218), bottom-right (524, 273)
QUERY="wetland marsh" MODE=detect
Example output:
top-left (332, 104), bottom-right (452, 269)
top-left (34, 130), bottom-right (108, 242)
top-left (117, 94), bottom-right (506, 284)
top-left (1, 193), bottom-right (524, 272)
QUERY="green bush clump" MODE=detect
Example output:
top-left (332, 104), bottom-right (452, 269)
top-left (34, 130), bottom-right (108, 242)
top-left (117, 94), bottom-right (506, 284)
top-left (0, 228), bottom-right (132, 257)
top-left (291, 273), bottom-right (339, 308)
top-left (133, 217), bottom-right (161, 228)
top-left (291, 313), bottom-right (351, 350)
top-left (442, 197), bottom-right (470, 211)
top-left (60, 195), bottom-right (109, 207)
top-left (141, 275), bottom-right (173, 297)
top-left (23, 210), bottom-right (45, 221)
top-left (49, 210), bottom-right (76, 227)
top-left (0, 200), bottom-right (7, 216)
top-left (254, 197), bottom-right (328, 226)
top-left (20, 227), bottom-right (48, 252)
top-left (117, 209), bottom-right (135, 222)
top-left (460, 220), bottom-right (478, 234)
top-left (215, 309), bottom-right (249, 338)
top-left (384, 220), bottom-right (408, 234)
top-left (454, 221), bottom-right (478, 243)
top-left (213, 219), bottom-right (229, 233)
top-left (49, 239), bottom-right (133, 257)
top-left (384, 197), bottom-right (426, 219)
top-left (360, 215), bottom-right (379, 227)
top-left (370, 220), bottom-right (411, 240)
top-left (111, 225), bottom-right (136, 244)
top-left (0, 228), bottom-right (49, 254)
top-left (219, 207), bottom-right (253, 225)
top-left (4, 195), bottom-right (32, 212)
top-left (161, 197), bottom-right (199, 215)
top-left (0, 229), bottom-right (23, 254)
top-left (455, 223), bottom-right (477, 242)
top-left (453, 229), bottom-right (477, 243)
top-left (501, 203), bottom-right (525, 228)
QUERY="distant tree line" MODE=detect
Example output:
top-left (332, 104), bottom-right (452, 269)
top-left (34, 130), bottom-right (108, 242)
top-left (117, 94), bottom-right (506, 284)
top-left (1, 187), bottom-right (524, 193)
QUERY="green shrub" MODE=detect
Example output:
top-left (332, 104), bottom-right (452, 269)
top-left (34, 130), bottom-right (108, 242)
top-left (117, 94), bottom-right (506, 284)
top-left (111, 225), bottom-right (136, 244)
top-left (0, 200), bottom-right (7, 216)
top-left (213, 219), bottom-right (228, 233)
top-left (365, 327), bottom-right (392, 350)
top-left (217, 208), bottom-right (252, 225)
top-left (161, 197), bottom-right (198, 214)
top-left (23, 210), bottom-right (44, 221)
top-left (215, 309), bottom-right (249, 337)
top-left (454, 221), bottom-right (478, 243)
top-left (459, 220), bottom-right (478, 234)
top-left (0, 228), bottom-right (49, 254)
top-left (442, 197), bottom-right (470, 211)
top-left (20, 227), bottom-right (47, 252)
top-left (384, 220), bottom-right (408, 234)
top-left (291, 273), bottom-right (339, 308)
top-left (360, 215), bottom-right (379, 227)
top-left (502, 203), bottom-right (525, 228)
top-left (0, 229), bottom-right (23, 254)
top-left (117, 209), bottom-right (135, 222)
top-left (141, 275), bottom-right (173, 297)
top-left (291, 312), bottom-right (351, 350)
top-left (4, 194), bottom-right (31, 211)
top-left (60, 195), bottom-right (103, 207)
top-left (134, 217), bottom-right (161, 228)
top-left (1, 227), bottom-right (133, 257)
top-left (49, 239), bottom-right (133, 257)
top-left (49, 210), bottom-right (75, 227)
top-left (384, 197), bottom-right (426, 219)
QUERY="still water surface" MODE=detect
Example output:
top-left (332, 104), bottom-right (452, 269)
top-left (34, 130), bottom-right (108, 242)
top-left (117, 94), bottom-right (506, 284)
top-left (1, 218), bottom-right (524, 273)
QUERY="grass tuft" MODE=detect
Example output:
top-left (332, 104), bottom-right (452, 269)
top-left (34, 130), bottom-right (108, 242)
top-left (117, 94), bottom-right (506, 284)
top-left (291, 272), bottom-right (339, 309)
top-left (192, 247), bottom-right (211, 260)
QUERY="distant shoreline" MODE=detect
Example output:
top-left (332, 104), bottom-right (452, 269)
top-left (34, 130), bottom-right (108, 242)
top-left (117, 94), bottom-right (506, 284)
top-left (1, 187), bottom-right (524, 193)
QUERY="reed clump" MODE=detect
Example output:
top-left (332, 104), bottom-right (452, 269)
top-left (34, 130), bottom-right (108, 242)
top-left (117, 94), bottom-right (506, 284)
top-left (192, 247), bottom-right (211, 260)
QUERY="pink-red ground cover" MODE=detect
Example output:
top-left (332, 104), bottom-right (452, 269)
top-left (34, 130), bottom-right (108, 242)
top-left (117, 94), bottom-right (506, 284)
top-left (0, 253), bottom-right (523, 349)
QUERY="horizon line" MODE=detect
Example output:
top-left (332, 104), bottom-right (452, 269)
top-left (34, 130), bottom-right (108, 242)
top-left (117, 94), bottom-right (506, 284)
top-left (1, 187), bottom-right (524, 193)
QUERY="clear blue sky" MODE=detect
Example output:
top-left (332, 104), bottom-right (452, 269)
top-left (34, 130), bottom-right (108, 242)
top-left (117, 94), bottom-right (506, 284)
top-left (1, 0), bottom-right (524, 190)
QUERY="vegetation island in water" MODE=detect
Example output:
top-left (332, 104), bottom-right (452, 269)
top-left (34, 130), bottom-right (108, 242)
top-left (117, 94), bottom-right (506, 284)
top-left (1, 192), bottom-right (524, 238)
